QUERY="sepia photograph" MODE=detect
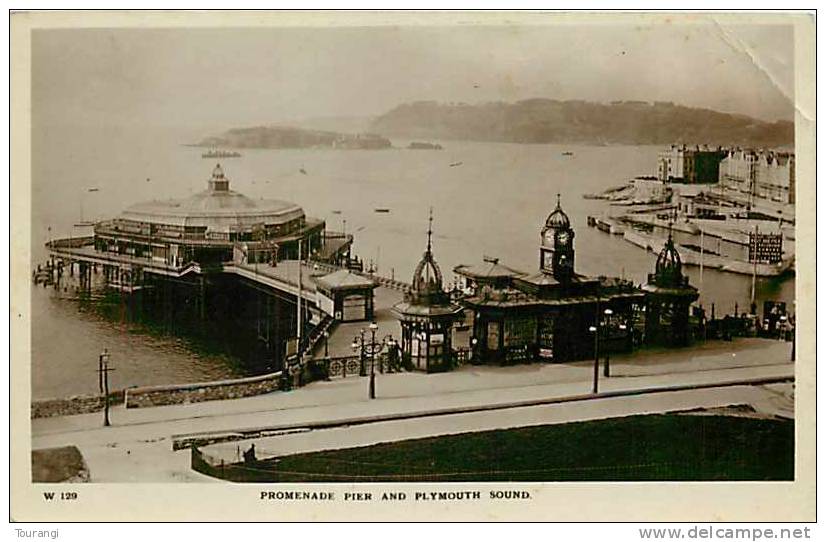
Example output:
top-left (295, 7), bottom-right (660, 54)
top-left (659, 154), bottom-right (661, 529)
top-left (10, 10), bottom-right (816, 523)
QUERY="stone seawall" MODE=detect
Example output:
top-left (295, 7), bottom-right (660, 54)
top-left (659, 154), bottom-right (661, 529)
top-left (31, 364), bottom-right (325, 418)
top-left (31, 391), bottom-right (125, 419)
top-left (124, 371), bottom-right (284, 409)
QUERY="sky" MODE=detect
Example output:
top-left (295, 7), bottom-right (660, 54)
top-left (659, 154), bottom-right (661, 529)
top-left (31, 21), bottom-right (795, 130)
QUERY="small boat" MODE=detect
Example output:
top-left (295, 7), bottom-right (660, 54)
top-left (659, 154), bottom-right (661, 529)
top-left (449, 161), bottom-right (463, 167)
top-left (374, 208), bottom-right (391, 213)
top-left (562, 151), bottom-right (574, 156)
top-left (299, 168), bottom-right (307, 175)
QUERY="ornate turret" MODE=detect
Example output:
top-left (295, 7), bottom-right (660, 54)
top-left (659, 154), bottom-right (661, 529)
top-left (544, 193), bottom-right (571, 230)
top-left (208, 163), bottom-right (230, 192)
top-left (539, 194), bottom-right (575, 281)
top-left (648, 227), bottom-right (690, 288)
top-left (392, 209), bottom-right (463, 373)
top-left (642, 224), bottom-right (698, 346)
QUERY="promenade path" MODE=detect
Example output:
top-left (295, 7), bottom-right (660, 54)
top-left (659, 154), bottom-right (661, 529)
top-left (30, 338), bottom-right (795, 482)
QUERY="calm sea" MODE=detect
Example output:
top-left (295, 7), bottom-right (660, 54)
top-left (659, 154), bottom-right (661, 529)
top-left (30, 124), bottom-right (795, 399)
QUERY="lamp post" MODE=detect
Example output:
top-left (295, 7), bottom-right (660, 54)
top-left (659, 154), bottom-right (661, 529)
top-left (589, 325), bottom-right (599, 394)
top-left (96, 349), bottom-right (114, 427)
top-left (790, 301), bottom-right (796, 362)
top-left (368, 321), bottom-right (378, 399)
top-left (351, 323), bottom-right (395, 400)
top-left (603, 309), bottom-right (613, 377)
top-left (98, 348), bottom-right (108, 394)
top-left (323, 330), bottom-right (329, 359)
top-left (358, 329), bottom-right (366, 376)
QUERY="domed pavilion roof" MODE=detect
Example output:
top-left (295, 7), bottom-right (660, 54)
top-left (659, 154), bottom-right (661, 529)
top-left (655, 232), bottom-right (683, 278)
top-left (644, 226), bottom-right (696, 293)
top-left (544, 194), bottom-right (571, 230)
top-left (395, 211), bottom-right (462, 315)
top-left (119, 164), bottom-right (304, 231)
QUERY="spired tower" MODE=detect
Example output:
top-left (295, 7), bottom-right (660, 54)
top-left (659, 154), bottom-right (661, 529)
top-left (642, 229), bottom-right (699, 345)
top-left (392, 210), bottom-right (463, 373)
top-left (539, 194), bottom-right (575, 282)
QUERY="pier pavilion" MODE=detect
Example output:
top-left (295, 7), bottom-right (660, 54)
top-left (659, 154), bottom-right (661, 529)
top-left (453, 196), bottom-right (646, 365)
top-left (45, 164), bottom-right (365, 372)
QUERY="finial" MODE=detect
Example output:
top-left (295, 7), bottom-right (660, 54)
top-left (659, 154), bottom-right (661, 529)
top-left (426, 207), bottom-right (434, 254)
top-left (556, 193), bottom-right (561, 208)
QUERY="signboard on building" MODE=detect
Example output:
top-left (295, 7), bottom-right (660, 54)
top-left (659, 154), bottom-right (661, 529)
top-left (316, 292), bottom-right (335, 316)
top-left (748, 232), bottom-right (783, 264)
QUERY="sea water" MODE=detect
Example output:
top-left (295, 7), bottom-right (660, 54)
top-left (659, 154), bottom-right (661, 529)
top-left (30, 123), bottom-right (795, 398)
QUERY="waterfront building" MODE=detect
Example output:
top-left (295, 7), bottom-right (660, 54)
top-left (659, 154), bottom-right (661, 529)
top-left (46, 164), bottom-right (360, 372)
top-left (92, 164), bottom-right (333, 266)
top-left (719, 149), bottom-right (795, 205)
top-left (641, 232), bottom-right (700, 346)
top-left (453, 196), bottom-right (645, 365)
top-left (392, 214), bottom-right (464, 372)
top-left (657, 144), bottom-right (727, 184)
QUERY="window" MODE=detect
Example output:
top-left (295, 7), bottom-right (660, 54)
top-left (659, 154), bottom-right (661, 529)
top-left (504, 316), bottom-right (536, 347)
top-left (487, 322), bottom-right (500, 350)
top-left (538, 317), bottom-right (555, 359)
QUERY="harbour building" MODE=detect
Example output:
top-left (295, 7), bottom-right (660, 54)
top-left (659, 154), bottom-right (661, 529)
top-left (657, 144), bottom-right (727, 184)
top-left (718, 149), bottom-right (795, 205)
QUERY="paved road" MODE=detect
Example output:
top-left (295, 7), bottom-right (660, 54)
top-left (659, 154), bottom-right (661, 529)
top-left (32, 349), bottom-right (794, 482)
top-left (206, 383), bottom-right (793, 467)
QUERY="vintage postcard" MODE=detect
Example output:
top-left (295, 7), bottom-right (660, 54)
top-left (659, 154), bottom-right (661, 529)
top-left (10, 10), bottom-right (816, 522)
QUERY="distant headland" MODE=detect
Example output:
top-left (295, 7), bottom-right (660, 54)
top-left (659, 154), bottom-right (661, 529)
top-left (197, 99), bottom-right (794, 151)
top-left (194, 126), bottom-right (392, 150)
top-left (369, 99), bottom-right (794, 148)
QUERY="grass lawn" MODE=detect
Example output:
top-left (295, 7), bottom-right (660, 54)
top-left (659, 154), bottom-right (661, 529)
top-left (238, 414), bottom-right (793, 482)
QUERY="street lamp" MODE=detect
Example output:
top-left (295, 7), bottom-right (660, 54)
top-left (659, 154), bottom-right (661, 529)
top-left (96, 349), bottom-right (114, 427)
top-left (589, 325), bottom-right (599, 394)
top-left (323, 330), bottom-right (330, 359)
top-left (603, 308), bottom-right (613, 377)
top-left (790, 300), bottom-right (796, 362)
top-left (358, 329), bottom-right (366, 376)
top-left (368, 321), bottom-right (379, 399)
top-left (98, 348), bottom-right (108, 394)
top-left (352, 323), bottom-right (395, 400)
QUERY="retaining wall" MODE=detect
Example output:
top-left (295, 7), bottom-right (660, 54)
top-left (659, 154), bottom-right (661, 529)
top-left (31, 390), bottom-right (125, 419)
top-left (124, 371), bottom-right (285, 409)
top-left (32, 359), bottom-right (336, 418)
